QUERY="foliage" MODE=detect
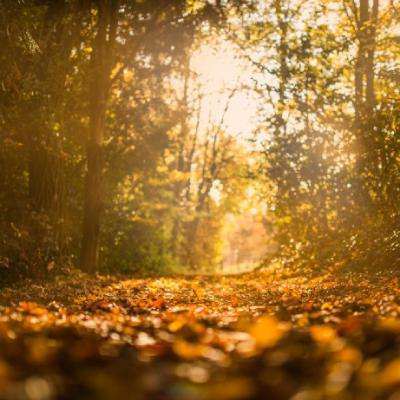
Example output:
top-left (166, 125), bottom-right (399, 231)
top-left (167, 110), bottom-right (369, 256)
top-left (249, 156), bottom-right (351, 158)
top-left (229, 0), bottom-right (400, 270)
top-left (0, 0), bottom-right (242, 276)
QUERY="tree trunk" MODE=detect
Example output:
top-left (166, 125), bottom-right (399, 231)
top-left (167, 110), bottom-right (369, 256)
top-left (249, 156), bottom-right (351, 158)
top-left (354, 0), bottom-right (369, 128)
top-left (275, 0), bottom-right (289, 134)
top-left (27, 0), bottom-right (67, 213)
top-left (366, 0), bottom-right (379, 113)
top-left (353, 0), bottom-right (379, 207)
top-left (171, 56), bottom-right (190, 254)
top-left (81, 0), bottom-right (118, 272)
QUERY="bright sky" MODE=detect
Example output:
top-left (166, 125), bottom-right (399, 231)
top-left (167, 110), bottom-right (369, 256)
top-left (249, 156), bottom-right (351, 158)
top-left (190, 42), bottom-right (259, 142)
top-left (189, 41), bottom-right (269, 213)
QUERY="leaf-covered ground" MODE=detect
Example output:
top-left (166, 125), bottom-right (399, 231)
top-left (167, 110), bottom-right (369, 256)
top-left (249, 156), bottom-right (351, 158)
top-left (0, 266), bottom-right (399, 400)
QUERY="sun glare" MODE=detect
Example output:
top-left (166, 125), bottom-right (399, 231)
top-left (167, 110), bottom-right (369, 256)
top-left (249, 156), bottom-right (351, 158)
top-left (190, 42), bottom-right (258, 141)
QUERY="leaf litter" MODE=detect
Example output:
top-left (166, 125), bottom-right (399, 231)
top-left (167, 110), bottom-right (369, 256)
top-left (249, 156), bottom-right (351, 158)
top-left (0, 266), bottom-right (398, 399)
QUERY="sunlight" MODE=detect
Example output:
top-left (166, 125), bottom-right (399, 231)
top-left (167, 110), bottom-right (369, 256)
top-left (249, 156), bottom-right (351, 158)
top-left (3, 0), bottom-right (400, 398)
top-left (190, 42), bottom-right (258, 140)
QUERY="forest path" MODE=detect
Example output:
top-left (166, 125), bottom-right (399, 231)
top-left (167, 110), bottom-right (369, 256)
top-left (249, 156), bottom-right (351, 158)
top-left (0, 267), bottom-right (399, 399)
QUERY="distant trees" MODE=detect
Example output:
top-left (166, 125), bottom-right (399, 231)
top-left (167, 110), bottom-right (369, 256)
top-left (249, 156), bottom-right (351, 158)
top-left (0, 0), bottom-right (87, 274)
top-left (0, 0), bottom-right (228, 276)
top-left (162, 43), bottom-right (251, 270)
top-left (79, 0), bottom-right (230, 272)
top-left (0, 0), bottom-right (399, 278)
top-left (233, 0), bottom-right (400, 269)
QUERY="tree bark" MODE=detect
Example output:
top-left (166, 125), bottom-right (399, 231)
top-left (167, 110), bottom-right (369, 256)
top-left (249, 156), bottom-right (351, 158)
top-left (81, 0), bottom-right (118, 272)
top-left (366, 0), bottom-right (379, 113)
top-left (353, 0), bottom-right (379, 207)
top-left (354, 0), bottom-right (369, 127)
top-left (275, 0), bottom-right (289, 135)
top-left (28, 0), bottom-right (67, 213)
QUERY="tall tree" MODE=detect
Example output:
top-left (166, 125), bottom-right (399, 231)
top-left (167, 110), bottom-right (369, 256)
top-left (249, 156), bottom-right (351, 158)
top-left (354, 0), bottom-right (379, 124)
top-left (81, 0), bottom-right (118, 272)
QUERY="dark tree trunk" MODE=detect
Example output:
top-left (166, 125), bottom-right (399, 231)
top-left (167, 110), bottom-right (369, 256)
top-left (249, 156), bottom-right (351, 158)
top-left (171, 56), bottom-right (190, 254)
top-left (366, 0), bottom-right (379, 113)
top-left (354, 0), bottom-right (369, 128)
top-left (28, 143), bottom-right (61, 212)
top-left (275, 0), bottom-right (289, 134)
top-left (353, 0), bottom-right (379, 207)
top-left (81, 0), bottom-right (118, 272)
top-left (27, 1), bottom-right (67, 213)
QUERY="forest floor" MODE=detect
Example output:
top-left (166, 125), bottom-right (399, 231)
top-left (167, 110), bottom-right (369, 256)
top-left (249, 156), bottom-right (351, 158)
top-left (0, 264), bottom-right (399, 400)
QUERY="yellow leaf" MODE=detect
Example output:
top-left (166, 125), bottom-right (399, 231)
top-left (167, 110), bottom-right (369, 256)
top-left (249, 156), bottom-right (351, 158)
top-left (321, 302), bottom-right (333, 310)
top-left (379, 318), bottom-right (400, 333)
top-left (310, 325), bottom-right (337, 344)
top-left (380, 359), bottom-right (400, 386)
top-left (19, 302), bottom-right (48, 316)
top-left (335, 346), bottom-right (362, 366)
top-left (123, 69), bottom-right (134, 83)
top-left (249, 316), bottom-right (288, 348)
top-left (168, 320), bottom-right (185, 332)
top-left (173, 340), bottom-right (206, 360)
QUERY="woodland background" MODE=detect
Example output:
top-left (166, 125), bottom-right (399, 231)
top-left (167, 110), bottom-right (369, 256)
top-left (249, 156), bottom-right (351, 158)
top-left (0, 0), bottom-right (399, 279)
